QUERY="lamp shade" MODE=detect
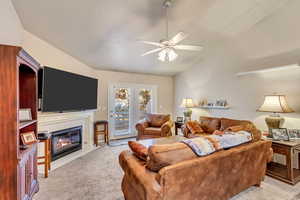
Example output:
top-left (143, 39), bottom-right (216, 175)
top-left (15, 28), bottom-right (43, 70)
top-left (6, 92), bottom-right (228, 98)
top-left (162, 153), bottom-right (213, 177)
top-left (181, 98), bottom-right (194, 108)
top-left (257, 95), bottom-right (294, 113)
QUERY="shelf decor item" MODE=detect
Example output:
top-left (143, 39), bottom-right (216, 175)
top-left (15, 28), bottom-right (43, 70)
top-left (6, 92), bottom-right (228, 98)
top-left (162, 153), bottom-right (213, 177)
top-left (19, 108), bottom-right (32, 122)
top-left (21, 131), bottom-right (38, 145)
top-left (257, 95), bottom-right (294, 133)
top-left (181, 98), bottom-right (194, 122)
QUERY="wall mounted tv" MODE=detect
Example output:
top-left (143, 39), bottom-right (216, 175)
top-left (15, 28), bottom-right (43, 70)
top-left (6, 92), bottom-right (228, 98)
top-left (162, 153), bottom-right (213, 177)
top-left (39, 67), bottom-right (98, 112)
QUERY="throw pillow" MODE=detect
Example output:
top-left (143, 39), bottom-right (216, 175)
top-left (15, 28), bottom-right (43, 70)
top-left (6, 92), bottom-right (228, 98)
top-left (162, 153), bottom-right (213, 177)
top-left (213, 130), bottom-right (225, 135)
top-left (186, 121), bottom-right (204, 134)
top-left (128, 141), bottom-right (148, 161)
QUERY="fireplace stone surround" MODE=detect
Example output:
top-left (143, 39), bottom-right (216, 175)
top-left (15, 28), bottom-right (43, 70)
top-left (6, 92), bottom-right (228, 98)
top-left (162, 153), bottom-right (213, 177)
top-left (37, 110), bottom-right (99, 173)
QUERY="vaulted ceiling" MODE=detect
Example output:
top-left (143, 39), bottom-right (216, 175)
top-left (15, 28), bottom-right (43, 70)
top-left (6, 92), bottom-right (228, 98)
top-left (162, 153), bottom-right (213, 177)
top-left (12, 0), bottom-right (295, 75)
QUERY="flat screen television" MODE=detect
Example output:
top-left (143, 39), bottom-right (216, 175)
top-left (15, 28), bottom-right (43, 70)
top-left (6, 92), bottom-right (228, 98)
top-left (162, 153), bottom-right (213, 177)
top-left (39, 66), bottom-right (98, 112)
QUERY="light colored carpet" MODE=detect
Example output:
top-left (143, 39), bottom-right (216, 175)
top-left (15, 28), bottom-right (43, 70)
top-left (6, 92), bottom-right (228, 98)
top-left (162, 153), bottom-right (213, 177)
top-left (34, 145), bottom-right (300, 200)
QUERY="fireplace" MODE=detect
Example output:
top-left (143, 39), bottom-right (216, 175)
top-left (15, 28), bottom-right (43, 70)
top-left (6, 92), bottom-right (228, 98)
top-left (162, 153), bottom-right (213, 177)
top-left (51, 126), bottom-right (82, 161)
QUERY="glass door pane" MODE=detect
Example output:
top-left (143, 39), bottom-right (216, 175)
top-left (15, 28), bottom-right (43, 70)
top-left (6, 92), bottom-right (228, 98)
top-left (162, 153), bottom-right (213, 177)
top-left (137, 89), bottom-right (153, 120)
top-left (110, 87), bottom-right (131, 136)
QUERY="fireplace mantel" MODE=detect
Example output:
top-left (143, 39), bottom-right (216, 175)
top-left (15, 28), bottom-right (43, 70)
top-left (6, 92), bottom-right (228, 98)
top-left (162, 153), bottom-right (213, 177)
top-left (37, 110), bottom-right (98, 173)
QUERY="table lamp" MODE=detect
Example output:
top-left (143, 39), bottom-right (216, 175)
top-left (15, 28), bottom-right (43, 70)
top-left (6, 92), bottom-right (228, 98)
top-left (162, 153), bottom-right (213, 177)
top-left (257, 95), bottom-right (294, 132)
top-left (181, 98), bottom-right (194, 122)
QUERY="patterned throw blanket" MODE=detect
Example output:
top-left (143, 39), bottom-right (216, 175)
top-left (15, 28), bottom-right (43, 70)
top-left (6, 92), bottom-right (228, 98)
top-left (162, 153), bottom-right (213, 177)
top-left (181, 131), bottom-right (252, 156)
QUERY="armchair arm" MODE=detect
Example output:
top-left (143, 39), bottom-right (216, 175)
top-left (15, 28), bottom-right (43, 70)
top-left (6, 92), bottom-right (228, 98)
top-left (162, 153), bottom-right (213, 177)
top-left (136, 119), bottom-right (149, 132)
top-left (119, 151), bottom-right (162, 200)
top-left (161, 120), bottom-right (174, 137)
top-left (267, 147), bottom-right (273, 163)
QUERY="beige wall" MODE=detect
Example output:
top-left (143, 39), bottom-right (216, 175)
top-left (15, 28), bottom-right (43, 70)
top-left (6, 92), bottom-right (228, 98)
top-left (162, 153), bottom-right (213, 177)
top-left (0, 0), bottom-right (174, 122)
top-left (22, 31), bottom-right (174, 121)
top-left (174, 40), bottom-right (300, 131)
top-left (174, 1), bottom-right (300, 131)
top-left (0, 0), bottom-right (23, 46)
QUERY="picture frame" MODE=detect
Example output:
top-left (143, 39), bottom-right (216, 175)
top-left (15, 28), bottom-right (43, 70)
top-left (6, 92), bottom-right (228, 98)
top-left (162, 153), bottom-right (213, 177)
top-left (216, 99), bottom-right (227, 107)
top-left (288, 129), bottom-right (300, 139)
top-left (176, 117), bottom-right (184, 123)
top-left (20, 131), bottom-right (37, 145)
top-left (19, 108), bottom-right (32, 122)
top-left (271, 128), bottom-right (289, 141)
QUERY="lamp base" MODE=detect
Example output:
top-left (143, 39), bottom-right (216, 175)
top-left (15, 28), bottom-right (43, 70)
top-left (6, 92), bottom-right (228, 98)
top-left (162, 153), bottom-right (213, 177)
top-left (183, 109), bottom-right (192, 122)
top-left (265, 114), bottom-right (285, 133)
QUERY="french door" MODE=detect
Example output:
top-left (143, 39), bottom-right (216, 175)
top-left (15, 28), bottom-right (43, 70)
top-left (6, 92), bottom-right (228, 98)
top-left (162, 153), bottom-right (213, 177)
top-left (108, 83), bottom-right (157, 139)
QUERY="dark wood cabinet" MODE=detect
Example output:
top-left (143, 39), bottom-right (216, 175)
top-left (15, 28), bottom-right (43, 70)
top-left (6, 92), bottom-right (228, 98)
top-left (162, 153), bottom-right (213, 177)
top-left (18, 143), bottom-right (38, 200)
top-left (0, 44), bottom-right (41, 200)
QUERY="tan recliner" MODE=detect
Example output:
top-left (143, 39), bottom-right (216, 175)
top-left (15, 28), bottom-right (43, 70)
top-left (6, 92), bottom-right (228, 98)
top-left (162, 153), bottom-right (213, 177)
top-left (136, 113), bottom-right (173, 140)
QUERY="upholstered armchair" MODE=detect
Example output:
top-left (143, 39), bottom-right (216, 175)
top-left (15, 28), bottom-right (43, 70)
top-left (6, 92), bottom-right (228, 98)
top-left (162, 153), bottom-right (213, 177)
top-left (136, 113), bottom-right (173, 140)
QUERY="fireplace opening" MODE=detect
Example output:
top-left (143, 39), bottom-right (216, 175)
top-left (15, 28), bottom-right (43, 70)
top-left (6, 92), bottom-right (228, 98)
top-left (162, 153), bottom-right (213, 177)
top-left (51, 126), bottom-right (82, 161)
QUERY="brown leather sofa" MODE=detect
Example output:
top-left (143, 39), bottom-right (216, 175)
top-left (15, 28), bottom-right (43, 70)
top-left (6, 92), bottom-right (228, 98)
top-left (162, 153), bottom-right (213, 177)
top-left (119, 117), bottom-right (273, 200)
top-left (182, 116), bottom-right (262, 141)
top-left (136, 113), bottom-right (173, 140)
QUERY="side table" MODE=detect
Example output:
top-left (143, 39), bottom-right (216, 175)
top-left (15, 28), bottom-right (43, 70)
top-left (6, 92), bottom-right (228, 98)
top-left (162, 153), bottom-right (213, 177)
top-left (266, 139), bottom-right (300, 185)
top-left (94, 120), bottom-right (109, 146)
top-left (174, 121), bottom-right (184, 136)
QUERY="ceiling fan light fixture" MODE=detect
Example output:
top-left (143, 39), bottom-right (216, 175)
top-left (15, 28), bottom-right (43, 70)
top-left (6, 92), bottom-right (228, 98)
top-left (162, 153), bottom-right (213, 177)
top-left (158, 48), bottom-right (178, 62)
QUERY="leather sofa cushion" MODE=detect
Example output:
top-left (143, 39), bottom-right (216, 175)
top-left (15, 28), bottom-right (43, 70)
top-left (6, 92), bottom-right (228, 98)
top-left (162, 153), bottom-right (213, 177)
top-left (128, 141), bottom-right (148, 161)
top-left (199, 117), bottom-right (221, 134)
top-left (144, 127), bottom-right (161, 135)
top-left (186, 121), bottom-right (204, 135)
top-left (146, 142), bottom-right (197, 172)
top-left (220, 118), bottom-right (251, 131)
top-left (147, 114), bottom-right (170, 127)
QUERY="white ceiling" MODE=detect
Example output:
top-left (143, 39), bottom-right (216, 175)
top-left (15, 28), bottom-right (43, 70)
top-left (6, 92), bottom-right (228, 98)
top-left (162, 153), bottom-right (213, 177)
top-left (12, 0), bottom-right (292, 76)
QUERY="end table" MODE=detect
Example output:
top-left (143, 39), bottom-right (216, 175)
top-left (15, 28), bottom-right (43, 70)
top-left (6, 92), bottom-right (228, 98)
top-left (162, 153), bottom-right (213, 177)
top-left (266, 139), bottom-right (300, 185)
top-left (174, 121), bottom-right (184, 135)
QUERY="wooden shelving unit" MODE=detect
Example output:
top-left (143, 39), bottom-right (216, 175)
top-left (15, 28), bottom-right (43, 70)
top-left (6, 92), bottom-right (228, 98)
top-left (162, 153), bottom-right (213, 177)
top-left (19, 120), bottom-right (37, 129)
top-left (0, 45), bottom-right (41, 200)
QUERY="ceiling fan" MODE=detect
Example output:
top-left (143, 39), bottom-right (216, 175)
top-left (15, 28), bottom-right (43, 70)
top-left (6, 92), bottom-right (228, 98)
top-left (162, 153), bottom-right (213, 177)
top-left (141, 0), bottom-right (203, 62)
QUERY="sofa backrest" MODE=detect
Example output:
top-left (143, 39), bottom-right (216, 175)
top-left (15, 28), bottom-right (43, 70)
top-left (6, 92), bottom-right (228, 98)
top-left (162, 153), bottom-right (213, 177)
top-left (220, 117), bottom-right (252, 131)
top-left (197, 117), bottom-right (262, 141)
top-left (199, 116), bottom-right (221, 134)
top-left (158, 140), bottom-right (272, 200)
top-left (146, 113), bottom-right (170, 127)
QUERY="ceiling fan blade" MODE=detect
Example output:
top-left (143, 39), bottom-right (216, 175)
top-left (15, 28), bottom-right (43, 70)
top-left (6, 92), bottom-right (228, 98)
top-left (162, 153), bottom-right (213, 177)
top-left (140, 41), bottom-right (164, 47)
top-left (169, 32), bottom-right (188, 44)
top-left (141, 48), bottom-right (162, 56)
top-left (174, 45), bottom-right (203, 51)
